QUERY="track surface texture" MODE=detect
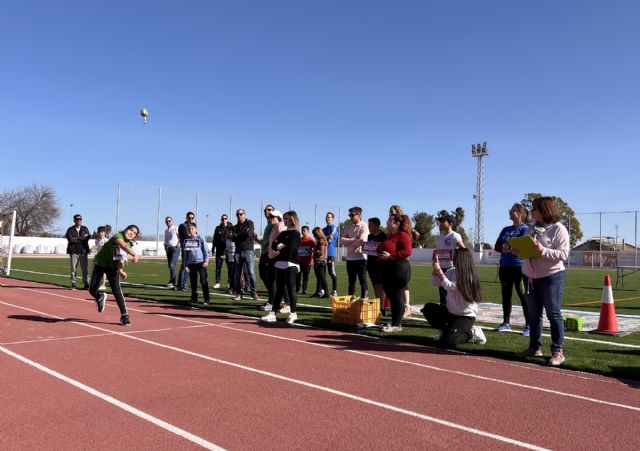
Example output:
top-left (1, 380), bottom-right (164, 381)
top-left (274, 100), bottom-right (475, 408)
top-left (1, 278), bottom-right (639, 450)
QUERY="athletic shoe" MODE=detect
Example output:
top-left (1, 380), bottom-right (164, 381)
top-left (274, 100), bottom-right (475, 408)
top-left (189, 299), bottom-right (198, 306)
top-left (98, 285), bottom-right (107, 293)
top-left (71, 283), bottom-right (77, 290)
top-left (203, 300), bottom-right (209, 306)
top-left (496, 323), bottom-right (511, 332)
top-left (180, 286), bottom-right (190, 291)
top-left (252, 293), bottom-right (260, 301)
top-left (330, 290), bottom-right (337, 297)
top-left (234, 294), bottom-right (242, 301)
top-left (318, 290), bottom-right (325, 298)
top-left (279, 304), bottom-right (290, 314)
top-left (381, 324), bottom-right (403, 333)
top-left (522, 325), bottom-right (530, 337)
top-left (516, 347), bottom-right (543, 358)
top-left (97, 293), bottom-right (107, 313)
top-left (286, 312), bottom-right (298, 324)
top-left (213, 283), bottom-right (220, 289)
top-left (120, 314), bottom-right (131, 326)
top-left (166, 283), bottom-right (174, 289)
top-left (403, 305), bottom-right (412, 318)
top-left (548, 349), bottom-right (565, 366)
top-left (470, 326), bottom-right (487, 345)
top-left (260, 312), bottom-right (277, 323)
top-left (259, 303), bottom-right (273, 311)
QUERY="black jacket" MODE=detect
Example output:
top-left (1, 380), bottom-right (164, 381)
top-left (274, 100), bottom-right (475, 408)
top-left (272, 229), bottom-right (300, 264)
top-left (178, 221), bottom-right (193, 244)
top-left (65, 225), bottom-right (91, 255)
top-left (212, 223), bottom-right (233, 253)
top-left (232, 219), bottom-right (255, 252)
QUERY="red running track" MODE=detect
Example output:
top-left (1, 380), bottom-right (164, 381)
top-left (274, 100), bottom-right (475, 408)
top-left (1, 278), bottom-right (639, 450)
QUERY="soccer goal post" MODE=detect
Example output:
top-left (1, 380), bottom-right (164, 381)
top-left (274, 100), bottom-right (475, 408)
top-left (0, 210), bottom-right (17, 276)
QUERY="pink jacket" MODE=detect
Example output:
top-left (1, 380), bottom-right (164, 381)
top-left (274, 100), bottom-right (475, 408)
top-left (341, 221), bottom-right (369, 260)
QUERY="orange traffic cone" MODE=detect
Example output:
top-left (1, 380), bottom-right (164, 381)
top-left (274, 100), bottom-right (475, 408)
top-left (596, 275), bottom-right (619, 333)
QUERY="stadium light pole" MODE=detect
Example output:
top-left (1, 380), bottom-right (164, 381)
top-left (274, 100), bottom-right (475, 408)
top-left (471, 142), bottom-right (488, 260)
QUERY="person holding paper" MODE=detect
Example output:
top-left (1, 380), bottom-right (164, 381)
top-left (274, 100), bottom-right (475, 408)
top-left (512, 197), bottom-right (570, 367)
top-left (365, 217), bottom-right (387, 315)
top-left (389, 205), bottom-right (416, 317)
top-left (493, 203), bottom-right (530, 335)
top-left (377, 214), bottom-right (412, 333)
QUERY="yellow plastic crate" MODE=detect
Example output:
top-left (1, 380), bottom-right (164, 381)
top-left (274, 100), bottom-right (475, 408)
top-left (331, 296), bottom-right (380, 326)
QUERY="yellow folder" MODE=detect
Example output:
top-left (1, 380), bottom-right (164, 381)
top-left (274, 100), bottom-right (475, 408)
top-left (507, 235), bottom-right (542, 259)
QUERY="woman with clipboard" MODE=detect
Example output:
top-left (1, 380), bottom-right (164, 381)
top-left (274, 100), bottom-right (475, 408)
top-left (511, 197), bottom-right (570, 367)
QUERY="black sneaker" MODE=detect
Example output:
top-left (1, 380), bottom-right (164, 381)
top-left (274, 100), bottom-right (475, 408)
top-left (97, 293), bottom-right (107, 313)
top-left (120, 314), bottom-right (131, 326)
top-left (71, 283), bottom-right (77, 290)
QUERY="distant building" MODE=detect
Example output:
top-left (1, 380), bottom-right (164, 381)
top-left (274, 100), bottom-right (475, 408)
top-left (572, 236), bottom-right (638, 252)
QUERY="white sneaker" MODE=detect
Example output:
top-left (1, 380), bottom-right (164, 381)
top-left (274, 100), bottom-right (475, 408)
top-left (279, 304), bottom-right (290, 314)
top-left (260, 312), bottom-right (277, 323)
top-left (470, 325), bottom-right (487, 345)
top-left (286, 313), bottom-right (298, 324)
top-left (259, 303), bottom-right (273, 311)
top-left (213, 283), bottom-right (220, 289)
top-left (318, 290), bottom-right (325, 297)
top-left (166, 283), bottom-right (174, 290)
top-left (97, 293), bottom-right (107, 313)
top-left (381, 324), bottom-right (403, 333)
top-left (331, 290), bottom-right (337, 297)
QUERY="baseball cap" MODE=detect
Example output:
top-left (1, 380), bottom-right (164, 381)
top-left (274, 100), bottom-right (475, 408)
top-left (269, 209), bottom-right (283, 220)
top-left (73, 214), bottom-right (82, 221)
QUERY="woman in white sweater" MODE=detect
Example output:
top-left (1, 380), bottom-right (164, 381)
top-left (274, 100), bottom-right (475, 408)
top-left (512, 196), bottom-right (570, 366)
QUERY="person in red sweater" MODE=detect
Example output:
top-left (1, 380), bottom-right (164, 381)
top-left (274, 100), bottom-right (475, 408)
top-left (296, 225), bottom-right (315, 294)
top-left (377, 214), bottom-right (413, 333)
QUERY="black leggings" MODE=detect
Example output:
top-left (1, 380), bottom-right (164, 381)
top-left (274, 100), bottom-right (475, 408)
top-left (346, 259), bottom-right (368, 299)
top-left (381, 259), bottom-right (411, 327)
top-left (421, 303), bottom-right (474, 348)
top-left (499, 265), bottom-right (528, 324)
top-left (90, 265), bottom-right (128, 315)
top-left (272, 266), bottom-right (298, 313)
top-left (314, 262), bottom-right (328, 295)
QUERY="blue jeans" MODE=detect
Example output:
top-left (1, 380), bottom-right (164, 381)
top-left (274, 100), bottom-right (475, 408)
top-left (234, 250), bottom-right (257, 295)
top-left (165, 246), bottom-right (180, 285)
top-left (524, 271), bottom-right (566, 351)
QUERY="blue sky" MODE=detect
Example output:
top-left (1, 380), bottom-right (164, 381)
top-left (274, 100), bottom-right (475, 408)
top-left (1, 1), bottom-right (639, 244)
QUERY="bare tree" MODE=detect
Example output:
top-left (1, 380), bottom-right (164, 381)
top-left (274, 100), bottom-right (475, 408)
top-left (0, 184), bottom-right (61, 236)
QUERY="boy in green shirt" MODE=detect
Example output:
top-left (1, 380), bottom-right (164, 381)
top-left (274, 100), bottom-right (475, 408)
top-left (89, 225), bottom-right (140, 326)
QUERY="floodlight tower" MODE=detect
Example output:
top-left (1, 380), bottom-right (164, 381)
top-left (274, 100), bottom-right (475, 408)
top-left (471, 142), bottom-right (489, 254)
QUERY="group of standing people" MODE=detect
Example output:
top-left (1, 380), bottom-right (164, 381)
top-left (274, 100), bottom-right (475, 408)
top-left (68, 195), bottom-right (570, 366)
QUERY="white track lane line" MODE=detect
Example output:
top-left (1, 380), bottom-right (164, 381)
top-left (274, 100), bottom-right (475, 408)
top-left (0, 344), bottom-right (224, 450)
top-left (5, 287), bottom-right (637, 391)
top-left (0, 300), bottom-right (548, 450)
top-left (153, 312), bottom-right (640, 413)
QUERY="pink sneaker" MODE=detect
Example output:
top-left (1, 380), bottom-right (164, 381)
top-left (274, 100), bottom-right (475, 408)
top-left (548, 349), bottom-right (565, 366)
top-left (516, 347), bottom-right (543, 358)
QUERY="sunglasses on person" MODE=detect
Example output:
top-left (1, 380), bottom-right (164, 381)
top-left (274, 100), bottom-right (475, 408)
top-left (236, 212), bottom-right (245, 216)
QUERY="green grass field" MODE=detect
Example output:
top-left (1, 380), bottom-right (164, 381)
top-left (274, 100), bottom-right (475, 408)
top-left (4, 256), bottom-right (640, 381)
